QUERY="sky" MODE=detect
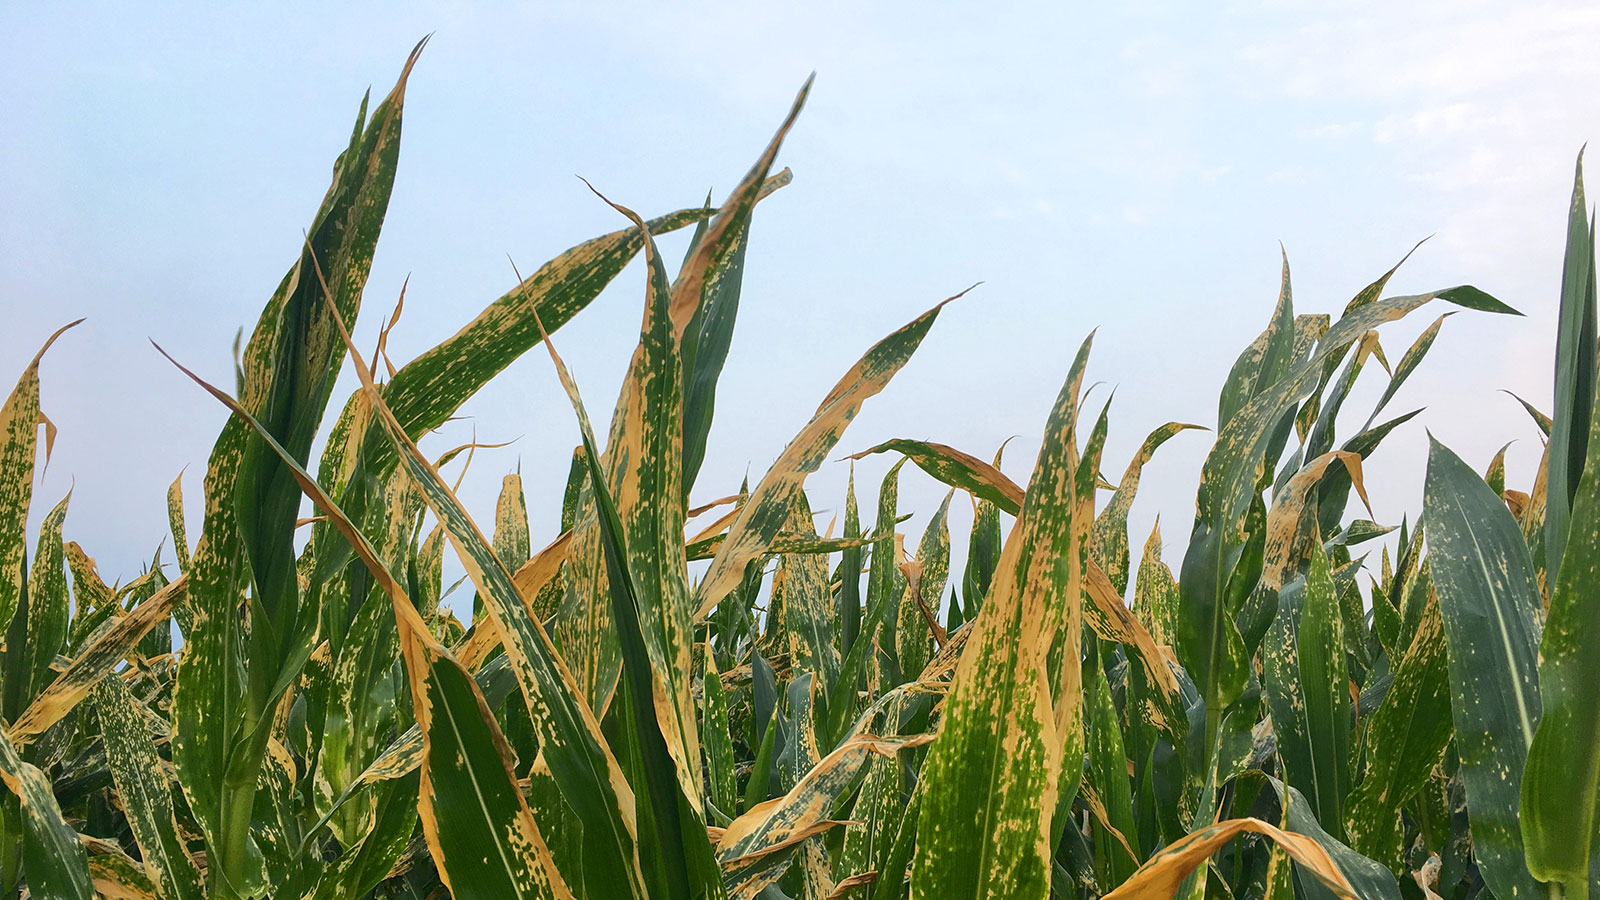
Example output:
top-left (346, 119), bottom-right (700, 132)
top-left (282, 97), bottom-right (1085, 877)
top-left (2, 1), bottom-right (1596, 615)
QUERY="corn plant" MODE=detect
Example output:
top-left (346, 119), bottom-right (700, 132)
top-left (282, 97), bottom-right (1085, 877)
top-left (0, 40), bottom-right (1597, 900)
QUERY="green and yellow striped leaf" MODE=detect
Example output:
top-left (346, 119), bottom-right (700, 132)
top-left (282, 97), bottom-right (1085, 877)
top-left (93, 674), bottom-right (206, 900)
top-left (0, 321), bottom-right (79, 634)
top-left (0, 727), bottom-right (92, 899)
top-left (911, 334), bottom-right (1093, 900)
top-left (693, 295), bottom-right (960, 618)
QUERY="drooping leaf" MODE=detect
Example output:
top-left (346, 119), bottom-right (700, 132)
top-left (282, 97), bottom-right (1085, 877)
top-left (7, 575), bottom-right (184, 744)
top-left (1098, 817), bottom-right (1357, 900)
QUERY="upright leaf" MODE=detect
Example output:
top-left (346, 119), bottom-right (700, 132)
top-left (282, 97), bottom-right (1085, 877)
top-left (93, 675), bottom-right (206, 900)
top-left (911, 335), bottom-right (1093, 900)
top-left (693, 295), bottom-right (960, 617)
top-left (0, 321), bottom-right (78, 633)
top-left (1422, 437), bottom-right (1544, 900)
top-left (1522, 322), bottom-right (1600, 895)
top-left (1546, 151), bottom-right (1598, 578)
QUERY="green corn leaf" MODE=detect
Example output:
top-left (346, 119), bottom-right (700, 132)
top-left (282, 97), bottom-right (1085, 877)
top-left (314, 172), bottom-right (791, 503)
top-left (717, 734), bottom-right (927, 900)
top-left (1546, 151), bottom-right (1599, 580)
top-left (541, 283), bottom-right (723, 900)
top-left (332, 650), bottom-right (517, 802)
top-left (164, 342), bottom-right (578, 900)
top-left (1422, 437), bottom-right (1545, 900)
top-left (846, 439), bottom-right (1023, 514)
top-left (1218, 251), bottom-right (1297, 431)
top-left (821, 460), bottom-right (906, 747)
top-left (1181, 281), bottom-right (1512, 755)
top-left (1297, 545), bottom-right (1352, 838)
top-left (1506, 390), bottom-right (1555, 437)
top-left (304, 773), bottom-right (421, 900)
top-left (778, 493), bottom-right (840, 693)
top-left (494, 472), bottom-right (532, 569)
top-left (702, 647), bottom-right (737, 820)
top-left (911, 334), bottom-right (1093, 900)
top-left (376, 416), bottom-right (648, 896)
top-left (864, 460), bottom-right (906, 688)
top-left (170, 43), bottom-right (423, 897)
top-left (693, 294), bottom-right (960, 618)
top-left (847, 437), bottom-right (1026, 517)
top-left (406, 632), bottom-right (573, 900)
top-left (1343, 596), bottom-right (1451, 872)
top-left (7, 574), bottom-right (184, 745)
top-left (0, 321), bottom-right (78, 635)
top-left (840, 691), bottom-right (916, 881)
top-left (86, 851), bottom-right (160, 900)
top-left (93, 674), bottom-right (206, 900)
top-left (1266, 777), bottom-right (1400, 900)
top-left (962, 479), bottom-right (1003, 617)
top-left (872, 782), bottom-right (925, 900)
top-left (839, 465), bottom-right (864, 656)
top-left (895, 490), bottom-right (952, 683)
top-left (1361, 315), bottom-right (1450, 432)
top-left (1084, 647), bottom-right (1140, 885)
top-left (1306, 329), bottom-right (1382, 459)
top-left (776, 673), bottom-right (822, 794)
top-left (168, 470), bottom-right (190, 573)
top-left (0, 727), bottom-right (93, 900)
top-left (1091, 421), bottom-right (1204, 595)
top-left (1522, 305), bottom-right (1600, 896)
top-left (2, 493), bottom-right (70, 723)
top-left (555, 100), bottom-right (803, 726)
top-left (312, 559), bottom-right (401, 848)
top-left (64, 541), bottom-right (113, 642)
top-left (677, 80), bottom-right (810, 497)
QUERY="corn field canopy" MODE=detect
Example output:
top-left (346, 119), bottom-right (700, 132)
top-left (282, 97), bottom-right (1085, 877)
top-left (4, 41), bottom-right (1600, 900)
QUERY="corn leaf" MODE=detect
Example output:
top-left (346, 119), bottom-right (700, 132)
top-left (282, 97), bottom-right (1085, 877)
top-left (0, 321), bottom-right (79, 634)
top-left (1545, 150), bottom-right (1598, 580)
top-left (1091, 421), bottom-right (1204, 594)
top-left (0, 728), bottom-right (92, 899)
top-left (93, 674), bottom-right (206, 900)
top-left (7, 575), bottom-right (184, 744)
top-left (2, 493), bottom-right (70, 723)
top-left (164, 344), bottom-right (577, 900)
top-left (1522, 294), bottom-right (1600, 894)
top-left (1343, 595), bottom-right (1451, 871)
top-left (693, 296), bottom-right (959, 618)
top-left (1422, 437), bottom-right (1545, 900)
top-left (911, 334), bottom-right (1092, 900)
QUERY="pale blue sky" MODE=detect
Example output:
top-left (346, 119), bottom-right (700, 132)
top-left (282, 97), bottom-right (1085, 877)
top-left (3, 2), bottom-right (1595, 605)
